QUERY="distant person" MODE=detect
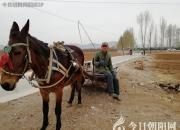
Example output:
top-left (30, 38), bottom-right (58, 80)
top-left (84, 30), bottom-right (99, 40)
top-left (94, 42), bottom-right (120, 100)
top-left (129, 49), bottom-right (133, 55)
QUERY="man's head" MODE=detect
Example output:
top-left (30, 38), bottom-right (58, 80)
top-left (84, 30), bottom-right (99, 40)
top-left (101, 42), bottom-right (109, 53)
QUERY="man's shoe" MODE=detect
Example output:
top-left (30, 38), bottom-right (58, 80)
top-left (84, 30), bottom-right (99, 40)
top-left (109, 93), bottom-right (114, 96)
top-left (112, 94), bottom-right (121, 101)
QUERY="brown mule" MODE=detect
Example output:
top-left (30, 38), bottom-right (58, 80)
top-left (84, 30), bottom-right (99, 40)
top-left (0, 20), bottom-right (84, 130)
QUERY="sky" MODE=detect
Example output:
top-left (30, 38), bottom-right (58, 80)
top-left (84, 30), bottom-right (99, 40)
top-left (0, 0), bottom-right (180, 46)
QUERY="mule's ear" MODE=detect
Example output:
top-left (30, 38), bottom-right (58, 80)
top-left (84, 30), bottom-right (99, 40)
top-left (10, 22), bottom-right (19, 37)
top-left (21, 19), bottom-right (29, 38)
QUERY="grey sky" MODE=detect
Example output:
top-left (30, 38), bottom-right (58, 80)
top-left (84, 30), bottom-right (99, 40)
top-left (0, 0), bottom-right (180, 46)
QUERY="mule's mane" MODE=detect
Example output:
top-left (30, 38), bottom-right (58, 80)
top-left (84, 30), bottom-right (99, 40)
top-left (28, 34), bottom-right (49, 58)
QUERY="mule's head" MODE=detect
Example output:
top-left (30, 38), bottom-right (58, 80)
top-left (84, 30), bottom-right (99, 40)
top-left (0, 20), bottom-right (30, 91)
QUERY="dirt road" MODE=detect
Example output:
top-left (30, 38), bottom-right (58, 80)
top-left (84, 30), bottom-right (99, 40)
top-left (0, 52), bottom-right (180, 130)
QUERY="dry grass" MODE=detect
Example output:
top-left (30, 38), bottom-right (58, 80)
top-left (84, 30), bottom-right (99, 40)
top-left (146, 52), bottom-right (180, 83)
top-left (152, 52), bottom-right (180, 70)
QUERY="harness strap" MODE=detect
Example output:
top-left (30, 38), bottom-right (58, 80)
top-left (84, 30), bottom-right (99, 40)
top-left (46, 47), bottom-right (53, 84)
top-left (1, 57), bottom-right (29, 76)
top-left (10, 43), bottom-right (27, 47)
top-left (66, 46), bottom-right (75, 61)
top-left (10, 37), bottom-right (32, 63)
top-left (33, 46), bottom-right (70, 85)
top-left (33, 64), bottom-right (73, 88)
top-left (26, 37), bottom-right (32, 63)
top-left (33, 77), bottom-right (47, 82)
top-left (51, 67), bottom-right (67, 77)
top-left (52, 59), bottom-right (68, 73)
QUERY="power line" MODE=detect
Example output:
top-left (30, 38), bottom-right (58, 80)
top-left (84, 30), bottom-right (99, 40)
top-left (9, 1), bottom-right (119, 44)
top-left (30, 7), bottom-right (116, 36)
top-left (33, 0), bottom-right (180, 5)
top-left (29, 7), bottom-right (118, 47)
top-left (32, 8), bottom-right (76, 23)
top-left (10, 0), bottom-right (76, 23)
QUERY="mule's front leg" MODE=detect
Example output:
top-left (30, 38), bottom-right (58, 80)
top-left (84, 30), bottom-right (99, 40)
top-left (40, 91), bottom-right (49, 130)
top-left (55, 89), bottom-right (63, 130)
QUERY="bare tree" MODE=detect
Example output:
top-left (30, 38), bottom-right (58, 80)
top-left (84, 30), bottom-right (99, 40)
top-left (137, 13), bottom-right (144, 48)
top-left (154, 26), bottom-right (158, 48)
top-left (117, 36), bottom-right (124, 55)
top-left (144, 11), bottom-right (151, 48)
top-left (166, 24), bottom-right (173, 48)
top-left (137, 11), bottom-right (151, 55)
top-left (160, 17), bottom-right (167, 48)
top-left (175, 28), bottom-right (180, 47)
top-left (148, 22), bottom-right (154, 53)
top-left (172, 25), bottom-right (177, 47)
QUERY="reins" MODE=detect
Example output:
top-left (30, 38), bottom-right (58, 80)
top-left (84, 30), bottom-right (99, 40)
top-left (1, 58), bottom-right (29, 77)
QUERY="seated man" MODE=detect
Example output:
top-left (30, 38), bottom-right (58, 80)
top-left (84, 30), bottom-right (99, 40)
top-left (94, 42), bottom-right (120, 100)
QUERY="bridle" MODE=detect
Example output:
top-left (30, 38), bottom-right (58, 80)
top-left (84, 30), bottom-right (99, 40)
top-left (1, 37), bottom-right (32, 77)
top-left (1, 36), bottom-right (76, 89)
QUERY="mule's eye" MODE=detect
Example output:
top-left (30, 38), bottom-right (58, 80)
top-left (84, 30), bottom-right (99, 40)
top-left (14, 51), bottom-right (21, 55)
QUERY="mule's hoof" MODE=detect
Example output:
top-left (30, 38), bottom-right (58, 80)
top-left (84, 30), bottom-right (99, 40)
top-left (40, 122), bottom-right (49, 130)
top-left (78, 102), bottom-right (82, 104)
top-left (66, 103), bottom-right (72, 108)
top-left (77, 102), bottom-right (82, 107)
top-left (40, 126), bottom-right (48, 130)
top-left (67, 100), bottom-right (72, 104)
top-left (56, 124), bottom-right (61, 130)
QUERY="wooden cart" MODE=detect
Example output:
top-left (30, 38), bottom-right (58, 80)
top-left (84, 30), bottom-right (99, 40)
top-left (83, 58), bottom-right (118, 87)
